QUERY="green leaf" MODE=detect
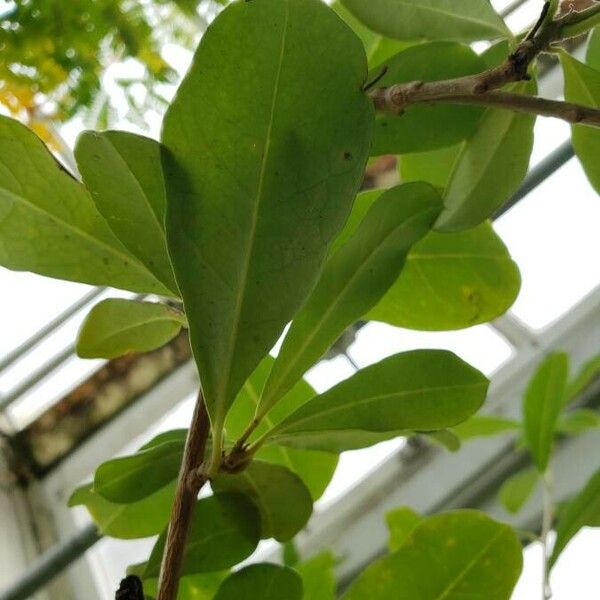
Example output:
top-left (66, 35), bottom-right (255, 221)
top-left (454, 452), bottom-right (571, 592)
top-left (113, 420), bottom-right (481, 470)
top-left (588, 27), bottom-right (600, 70)
top-left (139, 571), bottom-right (226, 600)
top-left (566, 353), bottom-right (600, 401)
top-left (75, 130), bottom-right (178, 293)
top-left (436, 81), bottom-right (536, 231)
top-left (499, 468), bottom-right (539, 514)
top-left (144, 494), bottom-right (260, 578)
top-left (212, 461), bottom-right (313, 542)
top-left (214, 564), bottom-right (303, 600)
top-left (339, 0), bottom-right (509, 42)
top-left (561, 53), bottom-right (600, 194)
top-left (523, 352), bottom-right (569, 472)
top-left (260, 183), bottom-right (442, 413)
top-left (93, 440), bottom-right (185, 503)
top-left (162, 0), bottom-right (374, 431)
top-left (386, 507), bottom-right (423, 551)
top-left (296, 552), bottom-right (336, 600)
top-left (344, 510), bottom-right (522, 600)
top-left (369, 221), bottom-right (521, 330)
top-left (400, 144), bottom-right (460, 190)
top-left (225, 357), bottom-right (338, 500)
top-left (451, 415), bottom-right (520, 440)
top-left (68, 482), bottom-right (175, 539)
top-left (139, 429), bottom-right (188, 451)
top-left (268, 350), bottom-right (488, 452)
top-left (371, 43), bottom-right (484, 155)
top-left (551, 466), bottom-right (600, 567)
top-left (426, 429), bottom-right (461, 452)
top-left (76, 299), bottom-right (186, 359)
top-left (556, 408), bottom-right (600, 436)
top-left (0, 116), bottom-right (168, 294)
top-left (331, 1), bottom-right (411, 67)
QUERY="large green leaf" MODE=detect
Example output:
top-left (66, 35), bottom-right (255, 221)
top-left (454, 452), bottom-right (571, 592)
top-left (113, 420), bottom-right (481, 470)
top-left (136, 570), bottom-right (226, 600)
top-left (499, 468), bottom-right (539, 514)
top-left (0, 115), bottom-right (167, 294)
top-left (144, 494), bottom-right (260, 578)
top-left (212, 461), bottom-right (313, 542)
top-left (369, 221), bottom-right (521, 330)
top-left (344, 511), bottom-right (522, 600)
top-left (162, 0), bottom-right (374, 431)
top-left (550, 466), bottom-right (600, 567)
top-left (296, 552), bottom-right (336, 600)
top-left (436, 81), bottom-right (536, 231)
top-left (523, 352), bottom-right (569, 472)
top-left (331, 1), bottom-right (410, 68)
top-left (93, 440), bottom-right (185, 503)
top-left (386, 507), bottom-right (423, 551)
top-left (260, 183), bottom-right (442, 413)
top-left (371, 43), bottom-right (484, 155)
top-left (76, 299), bottom-right (186, 359)
top-left (214, 564), bottom-right (303, 600)
top-left (225, 357), bottom-right (338, 500)
top-left (75, 130), bottom-right (177, 293)
top-left (268, 350), bottom-right (488, 452)
top-left (339, 0), bottom-right (509, 42)
top-left (68, 481), bottom-right (175, 539)
top-left (561, 53), bottom-right (600, 194)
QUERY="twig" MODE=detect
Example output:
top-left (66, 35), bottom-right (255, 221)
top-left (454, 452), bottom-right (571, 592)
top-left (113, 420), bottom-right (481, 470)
top-left (541, 470), bottom-right (554, 600)
top-left (370, 1), bottom-right (600, 128)
top-left (156, 392), bottom-right (211, 600)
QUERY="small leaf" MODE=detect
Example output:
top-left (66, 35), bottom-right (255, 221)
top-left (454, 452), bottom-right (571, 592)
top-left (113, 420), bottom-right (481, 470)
top-left (452, 415), bottom-right (520, 440)
top-left (212, 461), bottom-right (313, 542)
top-left (76, 299), bottom-right (186, 359)
top-left (556, 408), bottom-right (600, 436)
top-left (343, 511), bottom-right (522, 600)
top-left (499, 468), bottom-right (539, 514)
top-left (214, 564), bottom-right (303, 600)
top-left (561, 53), bottom-right (600, 194)
top-left (225, 357), bottom-right (338, 500)
top-left (436, 81), bottom-right (536, 231)
top-left (426, 429), bottom-right (461, 452)
top-left (0, 116), bottom-right (167, 294)
top-left (371, 43), bottom-right (484, 155)
top-left (75, 130), bottom-right (178, 293)
top-left (369, 221), bottom-right (521, 330)
top-left (68, 482), bottom-right (175, 539)
top-left (144, 494), bottom-right (260, 578)
top-left (296, 552), bottom-right (336, 600)
top-left (162, 0), bottom-right (374, 431)
top-left (260, 183), bottom-right (442, 413)
top-left (339, 0), bottom-right (510, 42)
top-left (550, 466), bottom-right (600, 567)
top-left (268, 350), bottom-right (488, 452)
top-left (94, 440), bottom-right (185, 503)
top-left (386, 507), bottom-right (423, 551)
top-left (566, 353), bottom-right (600, 403)
top-left (523, 352), bottom-right (569, 472)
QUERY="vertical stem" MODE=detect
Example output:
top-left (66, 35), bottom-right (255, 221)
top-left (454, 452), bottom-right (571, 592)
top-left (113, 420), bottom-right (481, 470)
top-left (156, 392), bottom-right (211, 600)
top-left (541, 469), bottom-right (554, 600)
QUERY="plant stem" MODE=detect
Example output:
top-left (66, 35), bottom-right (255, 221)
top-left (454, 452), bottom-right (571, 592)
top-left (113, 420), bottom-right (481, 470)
top-left (371, 2), bottom-right (600, 128)
top-left (156, 392), bottom-right (211, 600)
top-left (541, 469), bottom-right (554, 600)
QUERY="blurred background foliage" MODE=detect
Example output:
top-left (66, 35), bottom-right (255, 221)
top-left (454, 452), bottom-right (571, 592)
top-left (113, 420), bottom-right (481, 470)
top-left (0, 0), bottom-right (226, 146)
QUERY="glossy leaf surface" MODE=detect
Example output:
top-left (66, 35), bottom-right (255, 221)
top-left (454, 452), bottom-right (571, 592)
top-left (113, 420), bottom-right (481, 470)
top-left (339, 0), bottom-right (509, 42)
top-left (214, 564), bottom-right (303, 600)
top-left (260, 183), bottom-right (441, 412)
top-left (269, 350), bottom-right (488, 452)
top-left (0, 116), bottom-right (166, 294)
top-left (162, 0), bottom-right (373, 428)
top-left (76, 299), bottom-right (185, 359)
top-left (75, 130), bottom-right (177, 292)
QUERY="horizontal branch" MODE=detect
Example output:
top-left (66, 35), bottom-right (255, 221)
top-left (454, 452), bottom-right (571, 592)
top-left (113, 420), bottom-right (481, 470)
top-left (371, 84), bottom-right (600, 128)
